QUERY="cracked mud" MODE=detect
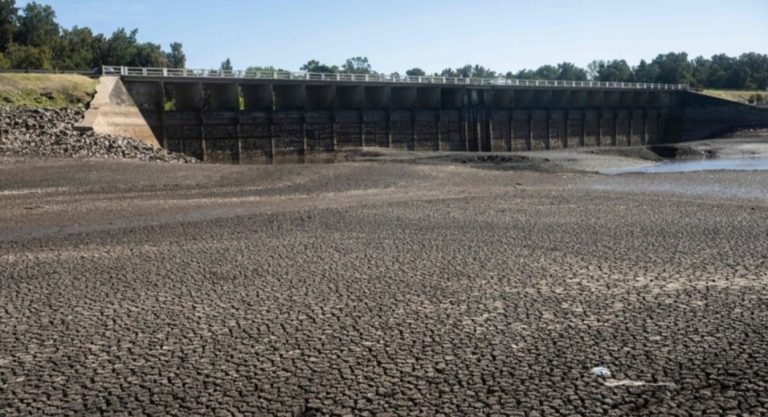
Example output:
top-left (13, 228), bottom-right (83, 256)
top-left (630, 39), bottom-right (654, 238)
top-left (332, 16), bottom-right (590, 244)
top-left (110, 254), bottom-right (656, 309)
top-left (1, 158), bottom-right (767, 416)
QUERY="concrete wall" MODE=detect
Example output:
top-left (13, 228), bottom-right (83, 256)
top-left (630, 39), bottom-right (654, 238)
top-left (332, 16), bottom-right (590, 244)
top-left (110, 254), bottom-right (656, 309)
top-left (679, 92), bottom-right (768, 140)
top-left (118, 78), bottom-right (768, 162)
top-left (75, 76), bottom-right (161, 146)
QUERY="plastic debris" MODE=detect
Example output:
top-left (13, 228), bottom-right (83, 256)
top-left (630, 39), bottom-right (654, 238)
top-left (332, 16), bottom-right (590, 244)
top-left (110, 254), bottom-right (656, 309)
top-left (590, 366), bottom-right (612, 378)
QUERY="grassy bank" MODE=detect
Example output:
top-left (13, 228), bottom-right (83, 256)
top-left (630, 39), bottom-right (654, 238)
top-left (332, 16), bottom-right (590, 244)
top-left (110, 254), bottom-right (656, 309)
top-left (702, 89), bottom-right (767, 106)
top-left (0, 74), bottom-right (97, 108)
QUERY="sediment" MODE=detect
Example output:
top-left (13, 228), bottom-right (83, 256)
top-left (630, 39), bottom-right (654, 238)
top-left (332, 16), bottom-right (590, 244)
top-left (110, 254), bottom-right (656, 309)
top-left (1, 159), bottom-right (767, 416)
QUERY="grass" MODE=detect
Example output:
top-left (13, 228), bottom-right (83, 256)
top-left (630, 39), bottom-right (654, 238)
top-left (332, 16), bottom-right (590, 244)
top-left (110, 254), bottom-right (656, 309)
top-left (0, 74), bottom-right (98, 108)
top-left (702, 89), bottom-right (768, 106)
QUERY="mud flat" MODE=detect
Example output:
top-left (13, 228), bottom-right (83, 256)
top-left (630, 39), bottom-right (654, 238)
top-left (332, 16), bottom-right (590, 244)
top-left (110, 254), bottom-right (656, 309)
top-left (1, 148), bottom-right (768, 416)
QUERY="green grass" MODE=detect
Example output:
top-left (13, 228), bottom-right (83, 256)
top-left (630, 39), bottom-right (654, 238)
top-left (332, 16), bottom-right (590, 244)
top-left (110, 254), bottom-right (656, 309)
top-left (702, 89), bottom-right (768, 106)
top-left (0, 74), bottom-right (98, 108)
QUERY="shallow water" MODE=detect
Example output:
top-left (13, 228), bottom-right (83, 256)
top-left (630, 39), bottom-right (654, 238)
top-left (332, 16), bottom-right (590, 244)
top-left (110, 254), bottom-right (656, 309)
top-left (607, 157), bottom-right (768, 174)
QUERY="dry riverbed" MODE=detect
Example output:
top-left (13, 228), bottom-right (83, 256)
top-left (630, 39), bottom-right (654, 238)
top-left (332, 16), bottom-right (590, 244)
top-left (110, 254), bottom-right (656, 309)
top-left (1, 145), bottom-right (768, 416)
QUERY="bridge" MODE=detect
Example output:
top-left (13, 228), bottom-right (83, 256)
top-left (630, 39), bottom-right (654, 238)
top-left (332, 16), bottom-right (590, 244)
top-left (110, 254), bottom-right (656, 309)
top-left (84, 66), bottom-right (768, 162)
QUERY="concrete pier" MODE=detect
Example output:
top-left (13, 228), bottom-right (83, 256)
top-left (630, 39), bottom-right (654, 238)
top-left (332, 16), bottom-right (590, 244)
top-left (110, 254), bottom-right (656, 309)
top-left (111, 72), bottom-right (768, 162)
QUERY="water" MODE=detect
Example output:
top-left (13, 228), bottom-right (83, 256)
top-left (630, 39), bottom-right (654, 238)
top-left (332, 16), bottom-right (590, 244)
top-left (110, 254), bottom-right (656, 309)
top-left (607, 157), bottom-right (768, 174)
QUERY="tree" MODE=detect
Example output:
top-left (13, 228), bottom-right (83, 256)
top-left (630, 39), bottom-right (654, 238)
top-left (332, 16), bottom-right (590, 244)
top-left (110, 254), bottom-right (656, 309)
top-left (739, 52), bottom-right (768, 90)
top-left (17, 2), bottom-right (58, 48)
top-left (166, 42), bottom-right (185, 68)
top-left (589, 59), bottom-right (633, 82)
top-left (633, 59), bottom-right (658, 83)
top-left (534, 65), bottom-right (559, 80)
top-left (512, 69), bottom-right (536, 80)
top-left (690, 56), bottom-right (711, 88)
top-left (0, 51), bottom-right (9, 69)
top-left (443, 64), bottom-right (496, 78)
top-left (245, 65), bottom-right (288, 75)
top-left (102, 28), bottom-right (138, 65)
top-left (556, 62), bottom-right (588, 81)
top-left (439, 67), bottom-right (458, 77)
top-left (405, 67), bottom-right (425, 76)
top-left (220, 57), bottom-right (232, 71)
top-left (134, 42), bottom-right (167, 67)
top-left (0, 0), bottom-right (17, 50)
top-left (5, 43), bottom-right (52, 68)
top-left (651, 52), bottom-right (692, 84)
top-left (300, 59), bottom-right (338, 73)
top-left (53, 26), bottom-right (94, 69)
top-left (341, 56), bottom-right (371, 74)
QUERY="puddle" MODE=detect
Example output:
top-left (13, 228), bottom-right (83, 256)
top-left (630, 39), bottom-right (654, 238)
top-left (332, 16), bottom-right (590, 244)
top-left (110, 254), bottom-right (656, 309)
top-left (606, 157), bottom-right (768, 174)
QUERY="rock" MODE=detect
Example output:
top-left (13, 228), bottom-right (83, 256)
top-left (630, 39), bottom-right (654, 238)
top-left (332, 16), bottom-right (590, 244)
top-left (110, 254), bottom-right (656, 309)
top-left (0, 105), bottom-right (198, 163)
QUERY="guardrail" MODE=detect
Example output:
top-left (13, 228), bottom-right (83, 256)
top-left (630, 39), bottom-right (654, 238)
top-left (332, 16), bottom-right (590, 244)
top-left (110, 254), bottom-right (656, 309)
top-left (112, 66), bottom-right (689, 91)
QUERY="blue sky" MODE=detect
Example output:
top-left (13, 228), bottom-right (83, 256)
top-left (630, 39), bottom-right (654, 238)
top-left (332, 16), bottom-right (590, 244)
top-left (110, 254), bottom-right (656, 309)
top-left (27, 0), bottom-right (768, 73)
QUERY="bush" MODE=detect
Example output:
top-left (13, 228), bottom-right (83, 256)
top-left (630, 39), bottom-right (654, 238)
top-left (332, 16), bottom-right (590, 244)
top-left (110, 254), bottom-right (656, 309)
top-left (5, 44), bottom-right (53, 69)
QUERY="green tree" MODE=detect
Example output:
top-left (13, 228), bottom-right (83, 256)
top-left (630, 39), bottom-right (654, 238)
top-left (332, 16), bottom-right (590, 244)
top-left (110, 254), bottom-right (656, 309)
top-left (0, 0), bottom-right (18, 50)
top-left (444, 64), bottom-right (496, 78)
top-left (103, 28), bottom-right (138, 65)
top-left (245, 65), bottom-right (287, 74)
top-left (166, 42), bottom-right (185, 68)
top-left (300, 59), bottom-right (338, 73)
top-left (739, 52), bottom-right (768, 90)
top-left (556, 62), bottom-right (588, 81)
top-left (5, 43), bottom-right (52, 68)
top-left (17, 2), bottom-right (58, 48)
top-left (341, 56), bottom-right (371, 74)
top-left (512, 69), bottom-right (536, 80)
top-left (0, 51), bottom-right (9, 68)
top-left (53, 26), bottom-right (95, 69)
top-left (633, 59), bottom-right (659, 83)
top-left (439, 67), bottom-right (458, 77)
top-left (220, 57), bottom-right (232, 71)
top-left (690, 56), bottom-right (711, 88)
top-left (651, 52), bottom-right (692, 84)
top-left (534, 65), bottom-right (559, 80)
top-left (589, 59), bottom-right (633, 82)
top-left (134, 42), bottom-right (167, 67)
top-left (405, 67), bottom-right (425, 76)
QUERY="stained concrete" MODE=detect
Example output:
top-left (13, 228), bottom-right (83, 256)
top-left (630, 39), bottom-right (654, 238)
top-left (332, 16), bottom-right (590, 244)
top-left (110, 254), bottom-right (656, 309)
top-left (75, 76), bottom-right (160, 147)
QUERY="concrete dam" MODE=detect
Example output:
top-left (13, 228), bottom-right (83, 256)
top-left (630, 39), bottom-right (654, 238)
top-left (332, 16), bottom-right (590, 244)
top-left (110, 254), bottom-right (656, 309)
top-left (88, 67), bottom-right (768, 163)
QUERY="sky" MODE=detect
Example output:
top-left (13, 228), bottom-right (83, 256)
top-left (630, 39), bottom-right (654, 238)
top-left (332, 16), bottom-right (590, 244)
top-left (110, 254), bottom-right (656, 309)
top-left (26, 0), bottom-right (768, 74)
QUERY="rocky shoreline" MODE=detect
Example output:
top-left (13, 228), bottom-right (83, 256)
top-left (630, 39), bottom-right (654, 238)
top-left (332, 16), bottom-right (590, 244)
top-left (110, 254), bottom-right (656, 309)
top-left (0, 106), bottom-right (198, 163)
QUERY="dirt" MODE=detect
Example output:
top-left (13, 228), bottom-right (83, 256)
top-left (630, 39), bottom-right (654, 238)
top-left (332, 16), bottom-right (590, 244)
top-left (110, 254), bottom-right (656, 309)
top-left (1, 151), bottom-right (768, 416)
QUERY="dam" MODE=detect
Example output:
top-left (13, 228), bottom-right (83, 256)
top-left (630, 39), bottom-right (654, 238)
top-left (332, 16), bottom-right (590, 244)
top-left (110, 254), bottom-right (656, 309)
top-left (93, 67), bottom-right (768, 163)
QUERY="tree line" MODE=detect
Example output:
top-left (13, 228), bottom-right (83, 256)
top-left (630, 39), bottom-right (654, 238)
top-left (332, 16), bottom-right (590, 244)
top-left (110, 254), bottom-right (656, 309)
top-left (0, 0), bottom-right (186, 70)
top-left (1, 1), bottom-right (766, 91)
top-left (288, 53), bottom-right (768, 91)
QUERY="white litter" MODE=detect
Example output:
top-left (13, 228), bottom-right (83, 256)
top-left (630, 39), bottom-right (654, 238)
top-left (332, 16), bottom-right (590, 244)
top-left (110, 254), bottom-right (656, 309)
top-left (590, 366), bottom-right (612, 378)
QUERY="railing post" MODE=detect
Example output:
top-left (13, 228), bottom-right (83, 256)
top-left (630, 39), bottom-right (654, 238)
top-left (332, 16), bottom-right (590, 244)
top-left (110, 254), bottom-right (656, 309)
top-left (163, 68), bottom-right (168, 77)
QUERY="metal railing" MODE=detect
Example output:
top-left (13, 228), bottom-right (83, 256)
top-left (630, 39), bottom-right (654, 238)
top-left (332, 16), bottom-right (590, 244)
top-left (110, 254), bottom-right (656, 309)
top-left (112, 66), bottom-right (689, 90)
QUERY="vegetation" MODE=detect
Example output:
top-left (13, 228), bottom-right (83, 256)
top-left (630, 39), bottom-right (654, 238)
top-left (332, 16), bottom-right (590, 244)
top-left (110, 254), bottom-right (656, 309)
top-left (293, 53), bottom-right (767, 91)
top-left (703, 90), bottom-right (767, 106)
top-left (0, 1), bottom-right (766, 93)
top-left (0, 0), bottom-right (185, 70)
top-left (0, 73), bottom-right (96, 107)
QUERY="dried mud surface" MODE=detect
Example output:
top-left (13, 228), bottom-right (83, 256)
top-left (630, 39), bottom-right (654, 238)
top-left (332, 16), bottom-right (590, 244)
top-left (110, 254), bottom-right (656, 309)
top-left (1, 158), bottom-right (767, 416)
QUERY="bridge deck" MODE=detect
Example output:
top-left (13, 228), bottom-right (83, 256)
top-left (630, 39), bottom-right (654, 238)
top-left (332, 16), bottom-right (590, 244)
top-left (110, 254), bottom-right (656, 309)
top-left (114, 66), bottom-right (688, 91)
